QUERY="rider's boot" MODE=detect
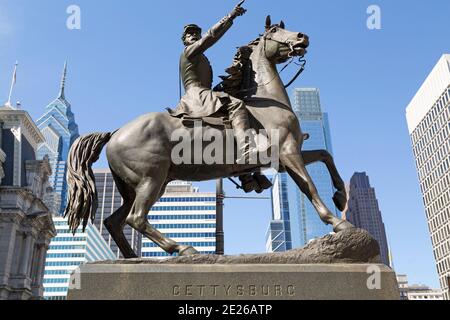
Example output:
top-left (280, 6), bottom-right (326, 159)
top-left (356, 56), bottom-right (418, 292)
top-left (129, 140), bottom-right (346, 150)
top-left (253, 172), bottom-right (273, 192)
top-left (239, 174), bottom-right (259, 193)
top-left (231, 110), bottom-right (258, 164)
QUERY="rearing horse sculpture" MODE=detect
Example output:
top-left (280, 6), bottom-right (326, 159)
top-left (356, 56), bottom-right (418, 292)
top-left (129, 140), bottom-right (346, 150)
top-left (64, 16), bottom-right (354, 258)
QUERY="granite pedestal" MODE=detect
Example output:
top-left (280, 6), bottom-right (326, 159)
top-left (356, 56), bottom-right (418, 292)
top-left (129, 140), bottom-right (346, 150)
top-left (67, 263), bottom-right (398, 300)
top-left (67, 229), bottom-right (399, 300)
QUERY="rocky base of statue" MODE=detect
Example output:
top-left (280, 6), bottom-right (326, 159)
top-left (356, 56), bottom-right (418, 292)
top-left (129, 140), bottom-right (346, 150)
top-left (67, 228), bottom-right (400, 300)
top-left (94, 228), bottom-right (381, 265)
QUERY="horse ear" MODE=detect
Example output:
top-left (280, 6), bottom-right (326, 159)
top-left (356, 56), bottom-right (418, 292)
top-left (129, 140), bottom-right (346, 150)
top-left (280, 20), bottom-right (285, 29)
top-left (265, 15), bottom-right (272, 30)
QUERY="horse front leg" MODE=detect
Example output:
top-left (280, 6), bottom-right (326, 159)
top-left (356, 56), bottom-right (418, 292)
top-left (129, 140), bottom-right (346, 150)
top-left (281, 153), bottom-right (354, 233)
top-left (126, 175), bottom-right (199, 256)
top-left (302, 150), bottom-right (347, 211)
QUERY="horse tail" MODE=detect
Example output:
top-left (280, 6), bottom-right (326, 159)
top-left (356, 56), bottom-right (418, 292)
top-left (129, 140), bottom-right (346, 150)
top-left (64, 132), bottom-right (114, 233)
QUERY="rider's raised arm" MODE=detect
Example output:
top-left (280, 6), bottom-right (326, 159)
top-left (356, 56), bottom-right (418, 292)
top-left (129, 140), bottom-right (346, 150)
top-left (184, 15), bottom-right (234, 59)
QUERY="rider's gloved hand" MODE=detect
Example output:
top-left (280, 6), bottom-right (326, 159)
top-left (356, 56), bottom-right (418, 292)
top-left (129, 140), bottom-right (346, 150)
top-left (229, 0), bottom-right (247, 19)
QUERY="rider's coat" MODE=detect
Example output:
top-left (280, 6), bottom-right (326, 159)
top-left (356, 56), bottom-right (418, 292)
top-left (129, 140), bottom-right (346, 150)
top-left (170, 15), bottom-right (236, 118)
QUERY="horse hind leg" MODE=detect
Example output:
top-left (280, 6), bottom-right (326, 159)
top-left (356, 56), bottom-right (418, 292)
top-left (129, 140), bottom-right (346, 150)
top-left (301, 150), bottom-right (347, 211)
top-left (281, 153), bottom-right (354, 233)
top-left (126, 176), bottom-right (199, 256)
top-left (104, 201), bottom-right (137, 259)
top-left (104, 169), bottom-right (138, 259)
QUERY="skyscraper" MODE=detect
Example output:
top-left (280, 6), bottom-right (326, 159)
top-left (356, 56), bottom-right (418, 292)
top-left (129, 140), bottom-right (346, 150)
top-left (345, 172), bottom-right (390, 266)
top-left (406, 54), bottom-right (450, 300)
top-left (93, 169), bottom-right (142, 258)
top-left (43, 217), bottom-right (116, 300)
top-left (267, 88), bottom-right (338, 251)
top-left (266, 173), bottom-right (292, 252)
top-left (36, 63), bottom-right (79, 215)
top-left (142, 181), bottom-right (216, 257)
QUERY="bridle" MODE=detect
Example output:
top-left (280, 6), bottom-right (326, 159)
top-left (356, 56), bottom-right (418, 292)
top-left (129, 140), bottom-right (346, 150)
top-left (263, 29), bottom-right (307, 89)
top-left (236, 30), bottom-right (307, 96)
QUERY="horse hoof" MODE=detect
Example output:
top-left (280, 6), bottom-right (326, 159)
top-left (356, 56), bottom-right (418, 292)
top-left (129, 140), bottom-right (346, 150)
top-left (178, 245), bottom-right (199, 256)
top-left (123, 252), bottom-right (139, 259)
top-left (333, 191), bottom-right (347, 212)
top-left (333, 220), bottom-right (355, 233)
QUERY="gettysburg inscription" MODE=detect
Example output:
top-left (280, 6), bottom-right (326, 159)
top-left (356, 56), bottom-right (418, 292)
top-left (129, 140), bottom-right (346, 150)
top-left (172, 284), bottom-right (296, 298)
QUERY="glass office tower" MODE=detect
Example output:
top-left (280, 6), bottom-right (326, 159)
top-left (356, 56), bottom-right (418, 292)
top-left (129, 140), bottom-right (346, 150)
top-left (93, 169), bottom-right (142, 258)
top-left (142, 182), bottom-right (216, 257)
top-left (266, 173), bottom-right (293, 252)
top-left (267, 88), bottom-right (338, 251)
top-left (43, 217), bottom-right (116, 300)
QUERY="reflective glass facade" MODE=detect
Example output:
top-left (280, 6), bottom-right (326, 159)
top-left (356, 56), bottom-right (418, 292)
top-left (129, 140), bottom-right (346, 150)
top-left (93, 169), bottom-right (142, 259)
top-left (266, 173), bottom-right (292, 252)
top-left (142, 182), bottom-right (216, 257)
top-left (36, 66), bottom-right (79, 215)
top-left (43, 217), bottom-right (116, 300)
top-left (268, 88), bottom-right (338, 251)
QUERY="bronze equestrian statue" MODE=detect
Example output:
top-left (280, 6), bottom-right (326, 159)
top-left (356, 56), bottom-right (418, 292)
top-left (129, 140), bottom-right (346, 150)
top-left (64, 2), bottom-right (354, 258)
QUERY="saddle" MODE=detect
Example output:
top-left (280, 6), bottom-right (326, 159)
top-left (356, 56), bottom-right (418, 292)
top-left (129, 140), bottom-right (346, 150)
top-left (180, 114), bottom-right (232, 130)
top-left (178, 114), bottom-right (310, 149)
top-left (165, 104), bottom-right (233, 130)
top-left (168, 111), bottom-right (273, 194)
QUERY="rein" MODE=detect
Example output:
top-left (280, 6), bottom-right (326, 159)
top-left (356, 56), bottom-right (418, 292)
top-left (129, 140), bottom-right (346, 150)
top-left (280, 55), bottom-right (307, 89)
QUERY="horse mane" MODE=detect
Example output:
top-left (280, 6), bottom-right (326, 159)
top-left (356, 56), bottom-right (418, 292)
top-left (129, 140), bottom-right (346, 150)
top-left (215, 37), bottom-right (261, 98)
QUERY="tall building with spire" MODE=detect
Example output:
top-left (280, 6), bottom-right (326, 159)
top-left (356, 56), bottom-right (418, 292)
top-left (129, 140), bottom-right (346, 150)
top-left (36, 63), bottom-right (79, 215)
top-left (267, 88), bottom-right (338, 252)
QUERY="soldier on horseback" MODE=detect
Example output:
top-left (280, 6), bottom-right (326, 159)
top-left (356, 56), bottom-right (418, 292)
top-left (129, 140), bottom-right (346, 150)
top-left (170, 1), bottom-right (257, 164)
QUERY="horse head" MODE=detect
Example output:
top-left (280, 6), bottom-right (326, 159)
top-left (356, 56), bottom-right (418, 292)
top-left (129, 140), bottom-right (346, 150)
top-left (262, 15), bottom-right (309, 64)
top-left (218, 15), bottom-right (310, 104)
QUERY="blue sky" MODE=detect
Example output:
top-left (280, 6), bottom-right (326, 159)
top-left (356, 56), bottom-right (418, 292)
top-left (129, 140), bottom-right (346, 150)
top-left (1, 0), bottom-right (449, 287)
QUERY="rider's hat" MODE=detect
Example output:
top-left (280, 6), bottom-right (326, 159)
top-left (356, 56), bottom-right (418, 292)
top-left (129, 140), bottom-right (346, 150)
top-left (182, 24), bottom-right (202, 41)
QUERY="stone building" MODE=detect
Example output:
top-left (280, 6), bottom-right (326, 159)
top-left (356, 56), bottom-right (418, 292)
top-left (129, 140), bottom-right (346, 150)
top-left (0, 103), bottom-right (56, 300)
top-left (397, 274), bottom-right (443, 300)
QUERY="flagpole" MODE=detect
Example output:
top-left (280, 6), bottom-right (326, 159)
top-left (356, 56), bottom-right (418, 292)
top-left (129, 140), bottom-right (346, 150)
top-left (7, 61), bottom-right (18, 106)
